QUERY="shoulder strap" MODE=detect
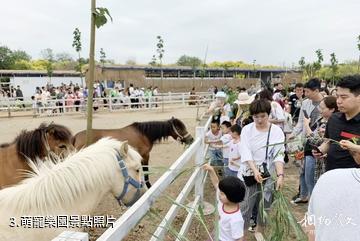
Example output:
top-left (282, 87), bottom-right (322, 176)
top-left (265, 124), bottom-right (272, 161)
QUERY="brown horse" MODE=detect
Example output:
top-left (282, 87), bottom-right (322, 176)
top-left (73, 117), bottom-right (194, 188)
top-left (0, 123), bottom-right (74, 189)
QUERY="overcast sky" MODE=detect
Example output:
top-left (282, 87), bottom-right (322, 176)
top-left (1, 0), bottom-right (359, 66)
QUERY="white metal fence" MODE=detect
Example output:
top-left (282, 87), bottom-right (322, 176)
top-left (0, 92), bottom-right (214, 117)
top-left (53, 116), bottom-right (212, 241)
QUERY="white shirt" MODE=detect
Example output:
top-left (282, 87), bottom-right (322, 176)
top-left (220, 115), bottom-right (231, 125)
top-left (220, 134), bottom-right (232, 158)
top-left (129, 87), bottom-right (135, 96)
top-left (228, 140), bottom-right (242, 171)
top-left (206, 130), bottom-right (222, 150)
top-left (270, 101), bottom-right (285, 130)
top-left (216, 189), bottom-right (244, 241)
top-left (241, 123), bottom-right (285, 168)
top-left (307, 169), bottom-right (360, 241)
top-left (283, 112), bottom-right (293, 134)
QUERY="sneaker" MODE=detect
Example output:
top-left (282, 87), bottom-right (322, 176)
top-left (248, 226), bottom-right (256, 233)
top-left (291, 197), bottom-right (308, 204)
top-left (248, 218), bottom-right (257, 233)
top-left (291, 193), bottom-right (300, 201)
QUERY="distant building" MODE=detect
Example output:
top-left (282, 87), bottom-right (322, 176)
top-left (85, 65), bottom-right (302, 92)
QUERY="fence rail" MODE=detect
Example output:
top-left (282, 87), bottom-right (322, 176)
top-left (0, 92), bottom-right (214, 118)
top-left (53, 115), bottom-right (212, 241)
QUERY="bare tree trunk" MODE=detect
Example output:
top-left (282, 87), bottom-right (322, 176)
top-left (79, 52), bottom-right (84, 87)
top-left (86, 0), bottom-right (96, 146)
top-left (161, 65), bottom-right (164, 112)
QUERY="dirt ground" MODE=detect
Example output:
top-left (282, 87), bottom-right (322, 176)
top-left (0, 107), bottom-right (308, 241)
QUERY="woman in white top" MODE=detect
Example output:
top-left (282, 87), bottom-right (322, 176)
top-left (240, 99), bottom-right (285, 232)
top-left (206, 91), bottom-right (231, 123)
top-left (258, 89), bottom-right (285, 130)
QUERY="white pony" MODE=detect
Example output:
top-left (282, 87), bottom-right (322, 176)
top-left (0, 137), bottom-right (146, 241)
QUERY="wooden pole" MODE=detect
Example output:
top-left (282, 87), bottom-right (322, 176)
top-left (86, 0), bottom-right (96, 146)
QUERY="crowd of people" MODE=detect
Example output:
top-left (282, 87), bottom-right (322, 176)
top-left (0, 81), bottom-right (164, 113)
top-left (202, 75), bottom-right (360, 241)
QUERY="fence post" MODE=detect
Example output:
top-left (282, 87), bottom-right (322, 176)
top-left (63, 99), bottom-right (66, 113)
top-left (109, 96), bottom-right (112, 112)
top-left (182, 93), bottom-right (185, 106)
top-left (195, 126), bottom-right (205, 206)
top-left (7, 98), bottom-right (11, 118)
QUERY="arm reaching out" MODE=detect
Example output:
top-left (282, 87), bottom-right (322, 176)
top-left (202, 164), bottom-right (219, 189)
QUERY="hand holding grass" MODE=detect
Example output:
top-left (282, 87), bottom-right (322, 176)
top-left (276, 175), bottom-right (284, 191)
top-left (340, 140), bottom-right (360, 153)
top-left (254, 169), bottom-right (263, 183)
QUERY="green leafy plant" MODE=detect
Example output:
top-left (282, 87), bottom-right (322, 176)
top-left (267, 188), bottom-right (307, 241)
top-left (94, 7), bottom-right (113, 28)
top-left (72, 27), bottom-right (84, 86)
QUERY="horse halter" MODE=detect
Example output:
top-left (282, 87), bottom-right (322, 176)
top-left (115, 152), bottom-right (143, 207)
top-left (171, 122), bottom-right (191, 142)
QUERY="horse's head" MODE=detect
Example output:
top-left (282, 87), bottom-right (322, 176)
top-left (112, 141), bottom-right (147, 207)
top-left (169, 117), bottom-right (194, 145)
top-left (45, 123), bottom-right (75, 158)
top-left (15, 123), bottom-right (74, 161)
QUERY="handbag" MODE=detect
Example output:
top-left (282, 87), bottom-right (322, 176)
top-left (243, 125), bottom-right (272, 187)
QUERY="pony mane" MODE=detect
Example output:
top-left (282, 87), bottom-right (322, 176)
top-left (130, 119), bottom-right (175, 143)
top-left (0, 138), bottom-right (141, 214)
top-left (0, 143), bottom-right (10, 148)
top-left (13, 123), bottom-right (72, 160)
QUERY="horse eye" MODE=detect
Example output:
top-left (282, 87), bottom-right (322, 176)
top-left (136, 169), bottom-right (140, 173)
top-left (59, 145), bottom-right (66, 149)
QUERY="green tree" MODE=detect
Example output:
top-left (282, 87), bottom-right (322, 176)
top-left (156, 36), bottom-right (164, 66)
top-left (0, 46), bottom-right (14, 69)
top-left (99, 48), bottom-right (106, 67)
top-left (155, 35), bottom-right (165, 111)
top-left (313, 49), bottom-right (323, 75)
top-left (12, 60), bottom-right (33, 70)
top-left (72, 27), bottom-right (84, 85)
top-left (56, 52), bottom-right (73, 62)
top-left (176, 55), bottom-right (202, 68)
top-left (298, 50), bottom-right (324, 79)
top-left (330, 53), bottom-right (338, 85)
top-left (41, 48), bottom-right (54, 83)
top-left (126, 59), bottom-right (137, 65)
top-left (149, 55), bottom-right (157, 66)
top-left (11, 50), bottom-right (31, 62)
top-left (298, 57), bottom-right (305, 71)
top-left (0, 47), bottom-right (32, 69)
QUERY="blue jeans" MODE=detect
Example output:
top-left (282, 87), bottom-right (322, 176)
top-left (300, 155), bottom-right (316, 199)
top-left (208, 149), bottom-right (223, 167)
top-left (223, 158), bottom-right (229, 168)
top-left (225, 167), bottom-right (238, 177)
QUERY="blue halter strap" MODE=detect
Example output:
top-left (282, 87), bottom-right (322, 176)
top-left (115, 153), bottom-right (143, 207)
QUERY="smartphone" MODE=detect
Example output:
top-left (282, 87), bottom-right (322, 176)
top-left (310, 144), bottom-right (323, 155)
top-left (303, 110), bottom-right (309, 119)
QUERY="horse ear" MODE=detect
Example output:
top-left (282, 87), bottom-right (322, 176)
top-left (120, 141), bottom-right (129, 156)
top-left (47, 128), bottom-right (55, 135)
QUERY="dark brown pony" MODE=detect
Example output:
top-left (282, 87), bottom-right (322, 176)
top-left (0, 123), bottom-right (74, 189)
top-left (73, 117), bottom-right (194, 188)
